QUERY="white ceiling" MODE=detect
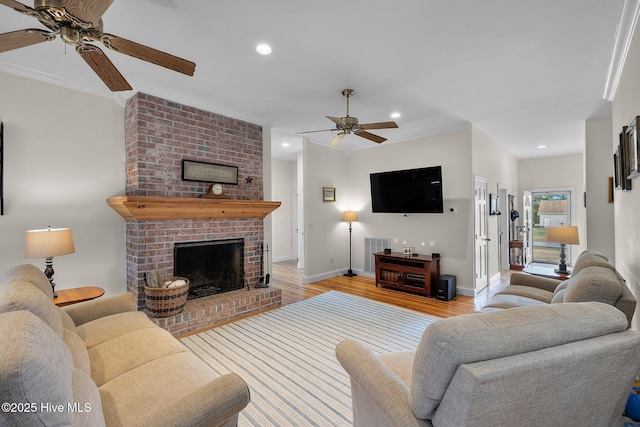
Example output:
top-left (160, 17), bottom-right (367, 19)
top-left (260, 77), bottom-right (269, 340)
top-left (0, 0), bottom-right (627, 162)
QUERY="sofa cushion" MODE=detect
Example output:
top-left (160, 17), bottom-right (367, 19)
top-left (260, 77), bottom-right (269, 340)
top-left (63, 329), bottom-right (92, 375)
top-left (0, 281), bottom-right (63, 337)
top-left (0, 310), bottom-right (75, 426)
top-left (496, 285), bottom-right (554, 303)
top-left (551, 288), bottom-right (565, 303)
top-left (71, 368), bottom-right (106, 427)
top-left (480, 293), bottom-right (547, 310)
top-left (563, 266), bottom-right (622, 305)
top-left (572, 251), bottom-right (614, 276)
top-left (409, 302), bottom-right (629, 420)
top-left (60, 307), bottom-right (78, 331)
top-left (98, 351), bottom-right (222, 427)
top-left (89, 327), bottom-right (190, 386)
top-left (379, 351), bottom-right (414, 387)
top-left (550, 280), bottom-right (570, 303)
top-left (76, 311), bottom-right (157, 348)
top-left (0, 264), bottom-right (54, 299)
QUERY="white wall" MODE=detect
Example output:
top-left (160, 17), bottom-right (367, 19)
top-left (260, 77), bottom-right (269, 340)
top-left (300, 128), bottom-right (475, 293)
top-left (302, 140), bottom-right (349, 281)
top-left (0, 72), bottom-right (126, 296)
top-left (271, 158), bottom-right (296, 262)
top-left (518, 153), bottom-right (586, 265)
top-left (471, 125), bottom-right (519, 280)
top-left (612, 17), bottom-right (640, 331)
top-left (585, 116), bottom-right (615, 260)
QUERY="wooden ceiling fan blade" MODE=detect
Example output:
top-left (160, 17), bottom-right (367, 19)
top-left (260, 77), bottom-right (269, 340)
top-left (359, 121), bottom-right (399, 130)
top-left (328, 133), bottom-right (345, 147)
top-left (61, 0), bottom-right (114, 24)
top-left (76, 44), bottom-right (132, 91)
top-left (326, 116), bottom-right (346, 127)
top-left (101, 34), bottom-right (196, 76)
top-left (0, 0), bottom-right (32, 13)
top-left (0, 29), bottom-right (55, 53)
top-left (355, 130), bottom-right (386, 144)
top-left (296, 129), bottom-right (336, 135)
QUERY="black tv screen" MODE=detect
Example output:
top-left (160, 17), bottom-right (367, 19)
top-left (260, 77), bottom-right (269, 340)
top-left (370, 166), bottom-right (443, 213)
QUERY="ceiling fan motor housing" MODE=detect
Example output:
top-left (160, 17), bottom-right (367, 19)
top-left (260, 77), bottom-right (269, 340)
top-left (34, 0), bottom-right (63, 10)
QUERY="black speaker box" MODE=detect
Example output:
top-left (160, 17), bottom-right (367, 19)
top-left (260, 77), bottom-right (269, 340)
top-left (435, 275), bottom-right (456, 301)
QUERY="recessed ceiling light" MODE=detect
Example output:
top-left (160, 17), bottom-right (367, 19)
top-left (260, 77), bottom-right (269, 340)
top-left (282, 142), bottom-right (289, 147)
top-left (390, 112), bottom-right (401, 119)
top-left (256, 44), bottom-right (272, 55)
top-left (538, 145), bottom-right (547, 149)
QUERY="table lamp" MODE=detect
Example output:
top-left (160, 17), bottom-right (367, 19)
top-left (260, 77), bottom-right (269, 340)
top-left (342, 211), bottom-right (358, 277)
top-left (545, 225), bottom-right (579, 275)
top-left (25, 226), bottom-right (75, 297)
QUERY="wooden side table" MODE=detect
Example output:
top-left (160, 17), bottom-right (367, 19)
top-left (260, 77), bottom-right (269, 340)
top-left (54, 286), bottom-right (105, 307)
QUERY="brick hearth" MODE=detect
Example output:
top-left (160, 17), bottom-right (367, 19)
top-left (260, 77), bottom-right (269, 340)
top-left (147, 287), bottom-right (282, 337)
top-left (120, 92), bottom-right (280, 332)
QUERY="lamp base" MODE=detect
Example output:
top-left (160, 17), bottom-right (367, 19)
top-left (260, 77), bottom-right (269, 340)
top-left (43, 257), bottom-right (58, 298)
top-left (555, 244), bottom-right (571, 276)
top-left (343, 270), bottom-right (357, 277)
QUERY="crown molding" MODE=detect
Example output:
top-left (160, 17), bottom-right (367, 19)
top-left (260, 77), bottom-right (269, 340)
top-left (603, 0), bottom-right (640, 101)
top-left (0, 60), bottom-right (113, 99)
top-left (303, 121), bottom-right (471, 153)
top-left (0, 61), bottom-right (271, 127)
top-left (119, 82), bottom-right (272, 127)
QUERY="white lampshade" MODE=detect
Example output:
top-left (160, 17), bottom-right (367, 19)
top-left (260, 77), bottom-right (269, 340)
top-left (25, 227), bottom-right (75, 258)
top-left (546, 226), bottom-right (579, 245)
top-left (342, 211), bottom-right (359, 222)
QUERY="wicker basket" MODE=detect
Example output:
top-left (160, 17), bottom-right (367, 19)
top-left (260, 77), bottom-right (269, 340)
top-left (144, 276), bottom-right (190, 318)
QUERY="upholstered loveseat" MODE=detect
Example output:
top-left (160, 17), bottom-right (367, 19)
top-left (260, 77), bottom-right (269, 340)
top-left (0, 264), bottom-right (250, 427)
top-left (337, 302), bottom-right (640, 426)
top-left (482, 249), bottom-right (636, 325)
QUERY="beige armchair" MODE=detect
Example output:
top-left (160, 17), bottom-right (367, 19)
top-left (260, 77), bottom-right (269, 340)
top-left (337, 302), bottom-right (640, 427)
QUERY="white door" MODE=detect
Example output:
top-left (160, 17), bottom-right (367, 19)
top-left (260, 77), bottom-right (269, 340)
top-left (474, 176), bottom-right (489, 291)
top-left (522, 191), bottom-right (532, 265)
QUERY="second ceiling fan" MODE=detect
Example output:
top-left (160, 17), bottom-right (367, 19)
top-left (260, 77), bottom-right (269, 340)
top-left (298, 89), bottom-right (399, 147)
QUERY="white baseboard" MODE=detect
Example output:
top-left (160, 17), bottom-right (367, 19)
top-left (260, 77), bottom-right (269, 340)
top-left (303, 269), bottom-right (375, 284)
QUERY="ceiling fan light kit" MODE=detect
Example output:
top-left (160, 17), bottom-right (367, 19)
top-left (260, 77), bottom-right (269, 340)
top-left (298, 88), bottom-right (399, 147)
top-left (0, 0), bottom-right (196, 91)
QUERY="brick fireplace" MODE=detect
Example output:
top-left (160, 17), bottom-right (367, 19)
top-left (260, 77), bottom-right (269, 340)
top-left (119, 93), bottom-right (281, 334)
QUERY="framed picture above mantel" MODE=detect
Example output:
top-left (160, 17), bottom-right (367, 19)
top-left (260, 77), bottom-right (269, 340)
top-left (181, 159), bottom-right (238, 184)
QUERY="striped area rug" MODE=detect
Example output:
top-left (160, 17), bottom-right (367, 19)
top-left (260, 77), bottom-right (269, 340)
top-left (181, 291), bottom-right (439, 426)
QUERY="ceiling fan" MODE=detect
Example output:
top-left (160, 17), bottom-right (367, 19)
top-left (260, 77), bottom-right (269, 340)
top-left (298, 89), bottom-right (399, 147)
top-left (0, 0), bottom-right (196, 91)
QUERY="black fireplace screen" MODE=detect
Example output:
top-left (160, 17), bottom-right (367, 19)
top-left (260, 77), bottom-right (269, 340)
top-left (174, 238), bottom-right (244, 299)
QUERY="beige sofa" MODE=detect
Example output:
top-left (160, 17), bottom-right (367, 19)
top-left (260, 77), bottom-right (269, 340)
top-left (337, 302), bottom-right (640, 427)
top-left (0, 264), bottom-right (250, 427)
top-left (483, 249), bottom-right (637, 325)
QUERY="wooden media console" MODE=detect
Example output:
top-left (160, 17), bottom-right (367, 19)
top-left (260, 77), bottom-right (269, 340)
top-left (374, 252), bottom-right (441, 297)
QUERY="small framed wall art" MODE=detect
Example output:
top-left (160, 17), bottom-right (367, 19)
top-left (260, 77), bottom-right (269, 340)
top-left (626, 117), bottom-right (640, 180)
top-left (323, 187), bottom-right (336, 202)
top-left (181, 159), bottom-right (238, 184)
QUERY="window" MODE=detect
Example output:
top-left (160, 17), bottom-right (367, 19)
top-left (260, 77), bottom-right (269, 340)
top-left (531, 190), bottom-right (572, 264)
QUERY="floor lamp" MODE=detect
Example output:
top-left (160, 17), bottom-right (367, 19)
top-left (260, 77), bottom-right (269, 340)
top-left (342, 211), bottom-right (358, 277)
top-left (25, 226), bottom-right (75, 298)
top-left (546, 225), bottom-right (579, 275)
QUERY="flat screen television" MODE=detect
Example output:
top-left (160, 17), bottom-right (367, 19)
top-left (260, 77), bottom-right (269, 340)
top-left (370, 166), bottom-right (443, 213)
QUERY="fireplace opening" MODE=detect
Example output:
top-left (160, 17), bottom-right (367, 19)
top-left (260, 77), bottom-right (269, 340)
top-left (174, 238), bottom-right (244, 299)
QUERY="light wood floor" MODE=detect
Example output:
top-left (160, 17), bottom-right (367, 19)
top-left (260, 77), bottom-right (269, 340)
top-left (270, 261), bottom-right (512, 318)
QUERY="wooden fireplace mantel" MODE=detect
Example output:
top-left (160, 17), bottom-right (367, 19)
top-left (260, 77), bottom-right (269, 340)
top-left (107, 196), bottom-right (281, 221)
